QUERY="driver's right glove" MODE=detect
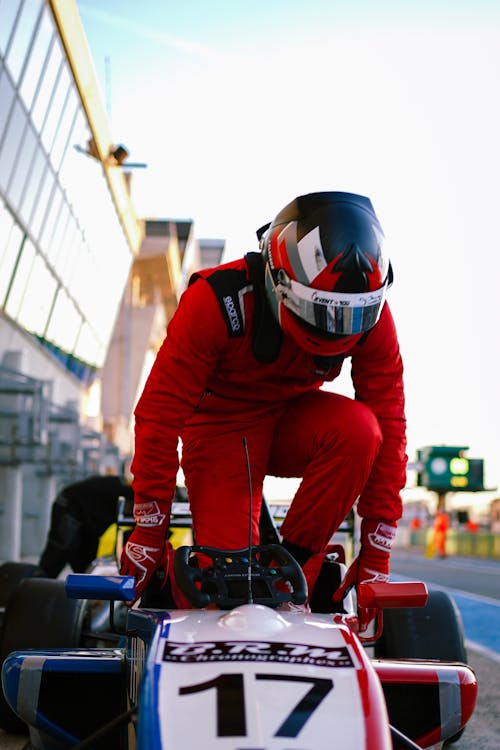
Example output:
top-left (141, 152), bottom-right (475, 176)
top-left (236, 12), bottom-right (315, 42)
top-left (119, 500), bottom-right (169, 604)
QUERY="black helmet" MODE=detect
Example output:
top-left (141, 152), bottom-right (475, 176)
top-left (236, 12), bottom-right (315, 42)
top-left (260, 191), bottom-right (392, 353)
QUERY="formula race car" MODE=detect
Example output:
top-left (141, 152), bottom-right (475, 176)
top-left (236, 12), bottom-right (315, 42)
top-left (0, 500), bottom-right (477, 749)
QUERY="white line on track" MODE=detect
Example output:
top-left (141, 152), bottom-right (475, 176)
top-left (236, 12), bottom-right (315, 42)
top-left (396, 553), bottom-right (500, 577)
top-left (466, 639), bottom-right (500, 664)
top-left (392, 573), bottom-right (500, 607)
top-left (427, 559), bottom-right (500, 576)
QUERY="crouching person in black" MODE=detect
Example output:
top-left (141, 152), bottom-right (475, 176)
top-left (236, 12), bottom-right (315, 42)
top-left (38, 475), bottom-right (134, 577)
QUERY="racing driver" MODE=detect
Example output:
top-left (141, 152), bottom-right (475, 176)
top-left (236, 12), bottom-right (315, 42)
top-left (120, 191), bottom-right (407, 610)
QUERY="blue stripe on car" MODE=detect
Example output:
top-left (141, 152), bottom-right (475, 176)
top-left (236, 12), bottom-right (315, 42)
top-left (136, 620), bottom-right (170, 748)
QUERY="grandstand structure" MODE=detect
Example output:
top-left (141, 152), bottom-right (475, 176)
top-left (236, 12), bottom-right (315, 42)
top-left (0, 1), bottom-right (224, 559)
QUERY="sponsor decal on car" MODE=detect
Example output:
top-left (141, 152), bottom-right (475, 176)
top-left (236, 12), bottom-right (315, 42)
top-left (163, 640), bottom-right (355, 668)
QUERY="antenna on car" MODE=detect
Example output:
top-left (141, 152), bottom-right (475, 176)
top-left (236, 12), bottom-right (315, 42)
top-left (242, 436), bottom-right (254, 604)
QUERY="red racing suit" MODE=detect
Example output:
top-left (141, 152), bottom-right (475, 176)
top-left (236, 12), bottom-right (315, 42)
top-left (131, 254), bottom-right (407, 554)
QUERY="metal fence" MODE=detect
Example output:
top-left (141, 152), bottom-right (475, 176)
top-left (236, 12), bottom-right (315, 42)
top-left (0, 362), bottom-right (121, 560)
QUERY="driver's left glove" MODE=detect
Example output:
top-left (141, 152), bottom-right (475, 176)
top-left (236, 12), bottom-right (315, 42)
top-left (333, 518), bottom-right (397, 609)
top-left (119, 500), bottom-right (169, 604)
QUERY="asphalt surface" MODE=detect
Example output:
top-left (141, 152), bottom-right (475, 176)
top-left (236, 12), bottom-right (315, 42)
top-left (457, 646), bottom-right (500, 750)
top-left (390, 546), bottom-right (500, 750)
top-left (390, 547), bottom-right (500, 601)
top-left (390, 547), bottom-right (500, 654)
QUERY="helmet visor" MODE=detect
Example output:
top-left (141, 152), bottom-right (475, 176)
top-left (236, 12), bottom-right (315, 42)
top-left (272, 271), bottom-right (388, 335)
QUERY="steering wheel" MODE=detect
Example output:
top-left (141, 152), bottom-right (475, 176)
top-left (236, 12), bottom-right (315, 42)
top-left (173, 544), bottom-right (307, 609)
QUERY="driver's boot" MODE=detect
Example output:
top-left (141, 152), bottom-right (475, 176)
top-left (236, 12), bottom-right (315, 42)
top-left (282, 540), bottom-right (346, 614)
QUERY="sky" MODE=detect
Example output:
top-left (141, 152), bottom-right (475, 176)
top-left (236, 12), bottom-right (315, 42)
top-left (77, 0), bottom-right (500, 506)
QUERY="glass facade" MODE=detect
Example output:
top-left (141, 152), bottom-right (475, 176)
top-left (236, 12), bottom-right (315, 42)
top-left (0, 0), bottom-right (134, 384)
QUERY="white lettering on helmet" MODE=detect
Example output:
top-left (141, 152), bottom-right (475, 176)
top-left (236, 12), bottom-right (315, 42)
top-left (311, 292), bottom-right (335, 306)
top-left (311, 290), bottom-right (351, 307)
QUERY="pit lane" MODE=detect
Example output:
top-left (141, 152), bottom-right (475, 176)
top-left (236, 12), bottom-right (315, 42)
top-left (390, 547), bottom-right (500, 749)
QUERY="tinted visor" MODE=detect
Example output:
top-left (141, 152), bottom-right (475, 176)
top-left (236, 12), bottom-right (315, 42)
top-left (272, 272), bottom-right (387, 335)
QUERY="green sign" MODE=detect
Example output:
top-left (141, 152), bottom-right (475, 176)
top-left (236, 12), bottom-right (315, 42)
top-left (417, 445), bottom-right (484, 492)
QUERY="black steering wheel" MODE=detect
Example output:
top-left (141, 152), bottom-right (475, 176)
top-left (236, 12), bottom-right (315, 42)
top-left (173, 544), bottom-right (307, 609)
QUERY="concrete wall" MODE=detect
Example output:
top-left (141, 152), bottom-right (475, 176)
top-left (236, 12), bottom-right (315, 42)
top-left (0, 317), bottom-right (83, 409)
top-left (408, 528), bottom-right (500, 559)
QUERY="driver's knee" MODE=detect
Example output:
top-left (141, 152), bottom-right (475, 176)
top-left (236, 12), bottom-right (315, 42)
top-left (269, 391), bottom-right (382, 477)
top-left (319, 398), bottom-right (382, 459)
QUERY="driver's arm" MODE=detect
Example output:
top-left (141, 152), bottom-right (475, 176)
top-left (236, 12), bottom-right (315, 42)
top-left (120, 279), bottom-right (228, 601)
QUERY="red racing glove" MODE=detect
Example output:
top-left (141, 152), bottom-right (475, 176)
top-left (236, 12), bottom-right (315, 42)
top-left (119, 500), bottom-right (169, 604)
top-left (333, 518), bottom-right (397, 609)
